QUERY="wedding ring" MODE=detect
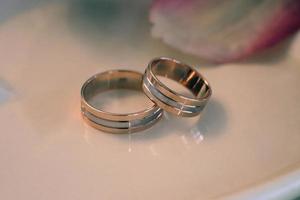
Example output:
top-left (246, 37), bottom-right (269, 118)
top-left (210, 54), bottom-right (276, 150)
top-left (81, 70), bottom-right (163, 133)
top-left (142, 57), bottom-right (212, 117)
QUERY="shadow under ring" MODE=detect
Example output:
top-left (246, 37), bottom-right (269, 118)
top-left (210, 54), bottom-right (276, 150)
top-left (142, 57), bottom-right (212, 117)
top-left (81, 70), bottom-right (163, 133)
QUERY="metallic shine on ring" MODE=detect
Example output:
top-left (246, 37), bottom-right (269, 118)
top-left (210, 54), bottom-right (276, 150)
top-left (81, 70), bottom-right (163, 133)
top-left (142, 57), bottom-right (212, 117)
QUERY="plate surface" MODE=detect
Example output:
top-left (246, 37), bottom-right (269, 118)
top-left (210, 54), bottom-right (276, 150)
top-left (0, 1), bottom-right (300, 200)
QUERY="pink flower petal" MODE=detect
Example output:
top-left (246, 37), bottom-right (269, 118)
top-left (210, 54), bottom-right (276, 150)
top-left (150, 0), bottom-right (300, 63)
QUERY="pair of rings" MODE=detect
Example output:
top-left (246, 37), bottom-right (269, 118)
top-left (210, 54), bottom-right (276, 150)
top-left (81, 57), bottom-right (212, 133)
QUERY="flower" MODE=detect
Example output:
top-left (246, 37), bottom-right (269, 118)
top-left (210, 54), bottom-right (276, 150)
top-left (150, 0), bottom-right (300, 63)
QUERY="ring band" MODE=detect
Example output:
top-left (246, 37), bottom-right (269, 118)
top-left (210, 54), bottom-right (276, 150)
top-left (142, 57), bottom-right (212, 117)
top-left (81, 70), bottom-right (163, 133)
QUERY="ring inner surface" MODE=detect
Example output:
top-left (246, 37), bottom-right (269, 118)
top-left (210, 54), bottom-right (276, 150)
top-left (82, 71), bottom-right (154, 115)
top-left (151, 59), bottom-right (210, 99)
top-left (84, 71), bottom-right (140, 100)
